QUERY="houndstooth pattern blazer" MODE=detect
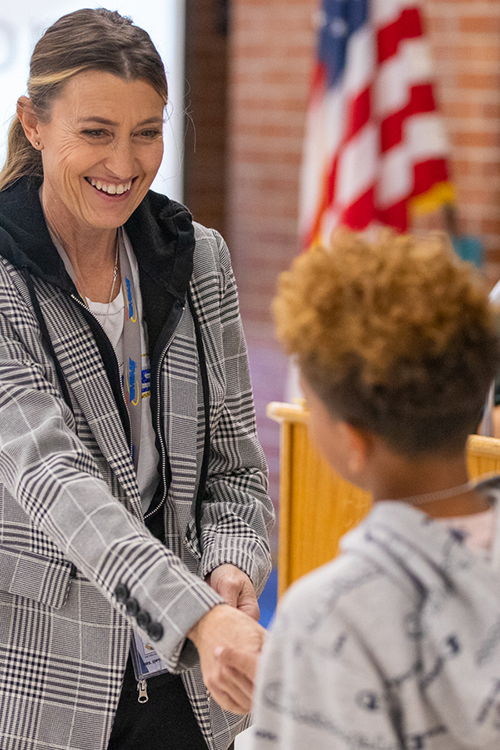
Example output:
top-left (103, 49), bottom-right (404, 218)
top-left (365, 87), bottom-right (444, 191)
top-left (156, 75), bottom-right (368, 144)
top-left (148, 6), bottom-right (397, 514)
top-left (0, 180), bottom-right (274, 750)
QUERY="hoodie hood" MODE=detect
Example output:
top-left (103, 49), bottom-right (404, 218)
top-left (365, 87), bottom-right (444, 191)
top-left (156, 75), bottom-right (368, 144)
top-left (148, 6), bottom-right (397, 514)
top-left (341, 476), bottom-right (500, 748)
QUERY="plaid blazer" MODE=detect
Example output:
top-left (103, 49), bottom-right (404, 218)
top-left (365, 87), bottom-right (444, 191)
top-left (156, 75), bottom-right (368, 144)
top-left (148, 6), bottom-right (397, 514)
top-left (0, 180), bottom-right (273, 750)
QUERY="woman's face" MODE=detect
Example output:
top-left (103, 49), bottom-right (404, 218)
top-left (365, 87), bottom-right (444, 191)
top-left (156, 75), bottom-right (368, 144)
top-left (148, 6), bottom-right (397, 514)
top-left (35, 70), bottom-right (165, 232)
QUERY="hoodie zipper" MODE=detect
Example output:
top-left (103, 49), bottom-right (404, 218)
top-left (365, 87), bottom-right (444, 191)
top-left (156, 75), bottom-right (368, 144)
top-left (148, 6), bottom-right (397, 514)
top-left (136, 301), bottom-right (184, 702)
top-left (137, 679), bottom-right (148, 703)
top-left (144, 301), bottom-right (185, 520)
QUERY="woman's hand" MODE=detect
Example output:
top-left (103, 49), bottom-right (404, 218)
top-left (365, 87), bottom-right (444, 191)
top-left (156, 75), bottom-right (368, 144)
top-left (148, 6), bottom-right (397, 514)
top-left (205, 563), bottom-right (260, 621)
top-left (187, 603), bottom-right (266, 714)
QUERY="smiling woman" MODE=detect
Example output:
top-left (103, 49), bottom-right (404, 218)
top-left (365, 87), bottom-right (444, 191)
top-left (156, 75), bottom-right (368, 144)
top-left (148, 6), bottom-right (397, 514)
top-left (0, 8), bottom-right (273, 750)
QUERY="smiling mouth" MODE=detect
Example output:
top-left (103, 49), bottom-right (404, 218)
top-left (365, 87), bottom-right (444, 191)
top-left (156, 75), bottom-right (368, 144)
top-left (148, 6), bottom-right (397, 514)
top-left (85, 177), bottom-right (134, 195)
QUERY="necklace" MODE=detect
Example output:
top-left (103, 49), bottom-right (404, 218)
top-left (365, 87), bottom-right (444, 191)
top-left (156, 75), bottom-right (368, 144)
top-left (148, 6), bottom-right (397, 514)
top-left (73, 236), bottom-right (120, 316)
top-left (43, 204), bottom-right (120, 311)
top-left (386, 478), bottom-right (478, 506)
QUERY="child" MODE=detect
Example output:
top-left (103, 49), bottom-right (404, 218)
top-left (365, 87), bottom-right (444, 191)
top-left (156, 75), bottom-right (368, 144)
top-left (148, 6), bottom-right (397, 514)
top-left (250, 231), bottom-right (500, 749)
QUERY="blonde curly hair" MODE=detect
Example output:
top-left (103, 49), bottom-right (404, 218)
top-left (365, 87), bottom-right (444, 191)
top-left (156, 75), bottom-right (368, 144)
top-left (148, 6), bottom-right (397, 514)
top-left (274, 230), bottom-right (500, 455)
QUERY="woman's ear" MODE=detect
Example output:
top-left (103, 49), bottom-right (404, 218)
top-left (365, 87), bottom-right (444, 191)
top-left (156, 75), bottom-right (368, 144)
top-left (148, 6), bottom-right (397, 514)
top-left (17, 97), bottom-right (43, 150)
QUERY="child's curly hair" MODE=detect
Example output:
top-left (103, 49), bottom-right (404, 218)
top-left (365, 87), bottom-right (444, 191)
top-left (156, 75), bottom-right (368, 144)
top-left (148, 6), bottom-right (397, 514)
top-left (274, 230), bottom-right (500, 455)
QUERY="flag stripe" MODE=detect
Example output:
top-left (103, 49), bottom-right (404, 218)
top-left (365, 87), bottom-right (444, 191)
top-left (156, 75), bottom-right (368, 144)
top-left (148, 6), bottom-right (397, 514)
top-left (413, 158), bottom-right (449, 198)
top-left (337, 124), bottom-right (378, 208)
top-left (380, 83), bottom-right (436, 152)
top-left (346, 86), bottom-right (371, 142)
top-left (309, 62), bottom-right (327, 105)
top-left (375, 39), bottom-right (433, 120)
top-left (377, 8), bottom-right (422, 64)
top-left (377, 199), bottom-right (408, 232)
top-left (341, 187), bottom-right (376, 230)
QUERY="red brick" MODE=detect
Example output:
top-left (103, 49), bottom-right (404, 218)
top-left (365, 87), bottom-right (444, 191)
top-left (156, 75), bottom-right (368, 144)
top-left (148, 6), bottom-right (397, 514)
top-left (481, 219), bottom-right (500, 235)
top-left (457, 73), bottom-right (500, 90)
top-left (480, 160), bottom-right (500, 176)
top-left (458, 16), bottom-right (500, 34)
top-left (435, 44), bottom-right (500, 64)
top-left (485, 250), bottom-right (500, 266)
top-left (452, 131), bottom-right (500, 148)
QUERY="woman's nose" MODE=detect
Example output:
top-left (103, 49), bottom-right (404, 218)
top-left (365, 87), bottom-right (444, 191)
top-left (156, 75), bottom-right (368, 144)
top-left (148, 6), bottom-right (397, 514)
top-left (105, 139), bottom-right (135, 178)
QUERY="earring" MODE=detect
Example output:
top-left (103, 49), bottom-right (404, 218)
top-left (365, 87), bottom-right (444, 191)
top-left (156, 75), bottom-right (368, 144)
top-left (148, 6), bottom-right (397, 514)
top-left (34, 141), bottom-right (41, 149)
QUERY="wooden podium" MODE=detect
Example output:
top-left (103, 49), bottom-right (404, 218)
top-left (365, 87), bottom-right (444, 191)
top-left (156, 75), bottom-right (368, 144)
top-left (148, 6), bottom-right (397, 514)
top-left (267, 401), bottom-right (500, 597)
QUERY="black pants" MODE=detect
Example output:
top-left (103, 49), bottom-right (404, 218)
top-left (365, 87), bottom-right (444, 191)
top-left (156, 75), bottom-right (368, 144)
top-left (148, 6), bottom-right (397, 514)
top-left (107, 654), bottom-right (208, 749)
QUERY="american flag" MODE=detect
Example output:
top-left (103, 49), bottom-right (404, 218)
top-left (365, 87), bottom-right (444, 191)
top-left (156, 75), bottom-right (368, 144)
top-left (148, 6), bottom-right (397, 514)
top-left (299, 0), bottom-right (454, 249)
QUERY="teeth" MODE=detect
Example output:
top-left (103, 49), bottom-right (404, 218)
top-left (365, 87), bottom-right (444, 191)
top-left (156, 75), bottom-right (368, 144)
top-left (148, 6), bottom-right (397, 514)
top-left (88, 178), bottom-right (132, 194)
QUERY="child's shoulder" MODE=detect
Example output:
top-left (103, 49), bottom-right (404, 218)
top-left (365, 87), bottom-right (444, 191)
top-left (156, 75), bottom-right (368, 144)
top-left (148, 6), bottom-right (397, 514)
top-left (279, 548), bottom-right (406, 638)
top-left (284, 549), bottom-right (379, 604)
top-left (270, 550), bottom-right (419, 687)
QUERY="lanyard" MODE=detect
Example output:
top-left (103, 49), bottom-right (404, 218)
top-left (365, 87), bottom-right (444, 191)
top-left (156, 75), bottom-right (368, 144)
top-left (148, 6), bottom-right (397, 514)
top-left (119, 229), bottom-right (145, 471)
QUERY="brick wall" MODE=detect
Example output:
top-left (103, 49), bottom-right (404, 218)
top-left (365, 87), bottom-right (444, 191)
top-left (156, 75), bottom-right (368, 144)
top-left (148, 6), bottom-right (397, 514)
top-left (424, 0), bottom-right (500, 285)
top-left (227, 0), bottom-right (317, 325)
top-left (184, 0), bottom-right (229, 235)
top-left (223, 0), bottom-right (500, 554)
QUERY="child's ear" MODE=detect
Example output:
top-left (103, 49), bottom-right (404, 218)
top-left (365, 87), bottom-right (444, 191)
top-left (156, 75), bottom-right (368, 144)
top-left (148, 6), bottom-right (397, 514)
top-left (342, 422), bottom-right (370, 476)
top-left (17, 97), bottom-right (43, 150)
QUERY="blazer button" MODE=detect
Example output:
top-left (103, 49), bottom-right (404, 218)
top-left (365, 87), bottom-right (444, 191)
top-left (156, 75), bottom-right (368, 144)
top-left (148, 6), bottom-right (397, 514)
top-left (115, 584), bottom-right (129, 603)
top-left (147, 622), bottom-right (164, 642)
top-left (125, 598), bottom-right (140, 617)
top-left (136, 609), bottom-right (152, 628)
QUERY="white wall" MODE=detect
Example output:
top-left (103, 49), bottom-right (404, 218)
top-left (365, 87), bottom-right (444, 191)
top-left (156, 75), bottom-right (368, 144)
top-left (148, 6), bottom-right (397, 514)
top-left (0, 0), bottom-right (185, 201)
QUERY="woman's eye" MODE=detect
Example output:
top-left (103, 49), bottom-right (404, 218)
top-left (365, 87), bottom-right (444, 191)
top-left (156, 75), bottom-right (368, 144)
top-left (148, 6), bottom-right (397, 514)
top-left (82, 129), bottom-right (108, 138)
top-left (137, 129), bottom-right (162, 139)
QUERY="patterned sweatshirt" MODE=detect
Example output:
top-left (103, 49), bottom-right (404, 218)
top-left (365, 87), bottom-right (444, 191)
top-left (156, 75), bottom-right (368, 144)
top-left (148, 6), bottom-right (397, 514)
top-left (250, 476), bottom-right (500, 750)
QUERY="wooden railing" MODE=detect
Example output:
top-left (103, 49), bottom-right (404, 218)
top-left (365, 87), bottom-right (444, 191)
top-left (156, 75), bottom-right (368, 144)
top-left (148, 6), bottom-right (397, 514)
top-left (267, 401), bottom-right (500, 597)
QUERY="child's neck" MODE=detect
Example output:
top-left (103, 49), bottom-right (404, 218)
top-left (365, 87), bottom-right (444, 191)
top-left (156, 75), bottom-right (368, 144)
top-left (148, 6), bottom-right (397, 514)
top-left (369, 451), bottom-right (491, 519)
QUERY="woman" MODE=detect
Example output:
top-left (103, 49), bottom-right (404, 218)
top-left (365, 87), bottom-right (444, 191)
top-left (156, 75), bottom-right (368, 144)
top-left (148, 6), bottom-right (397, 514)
top-left (0, 8), bottom-right (273, 750)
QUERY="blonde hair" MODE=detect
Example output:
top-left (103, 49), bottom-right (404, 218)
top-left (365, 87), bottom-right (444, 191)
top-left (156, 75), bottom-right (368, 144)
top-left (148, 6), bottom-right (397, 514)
top-left (0, 9), bottom-right (168, 191)
top-left (274, 230), bottom-right (500, 454)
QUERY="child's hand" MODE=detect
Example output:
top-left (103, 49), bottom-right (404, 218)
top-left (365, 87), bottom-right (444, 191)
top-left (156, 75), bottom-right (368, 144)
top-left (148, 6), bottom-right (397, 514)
top-left (187, 603), bottom-right (266, 714)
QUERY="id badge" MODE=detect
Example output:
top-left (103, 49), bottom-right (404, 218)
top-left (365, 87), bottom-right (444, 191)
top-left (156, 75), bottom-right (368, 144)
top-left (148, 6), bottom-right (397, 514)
top-left (130, 630), bottom-right (169, 681)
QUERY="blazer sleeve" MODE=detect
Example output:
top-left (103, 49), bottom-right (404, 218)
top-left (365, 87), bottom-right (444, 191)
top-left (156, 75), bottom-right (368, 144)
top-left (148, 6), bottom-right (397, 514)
top-left (0, 277), bottom-right (223, 672)
top-left (190, 228), bottom-right (275, 596)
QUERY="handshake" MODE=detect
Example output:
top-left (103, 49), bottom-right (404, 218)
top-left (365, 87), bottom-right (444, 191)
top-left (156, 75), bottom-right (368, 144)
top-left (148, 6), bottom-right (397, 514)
top-left (188, 563), bottom-right (267, 715)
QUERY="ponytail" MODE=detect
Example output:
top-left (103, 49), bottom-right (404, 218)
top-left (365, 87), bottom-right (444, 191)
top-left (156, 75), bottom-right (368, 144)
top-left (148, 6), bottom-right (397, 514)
top-left (0, 116), bottom-right (43, 191)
